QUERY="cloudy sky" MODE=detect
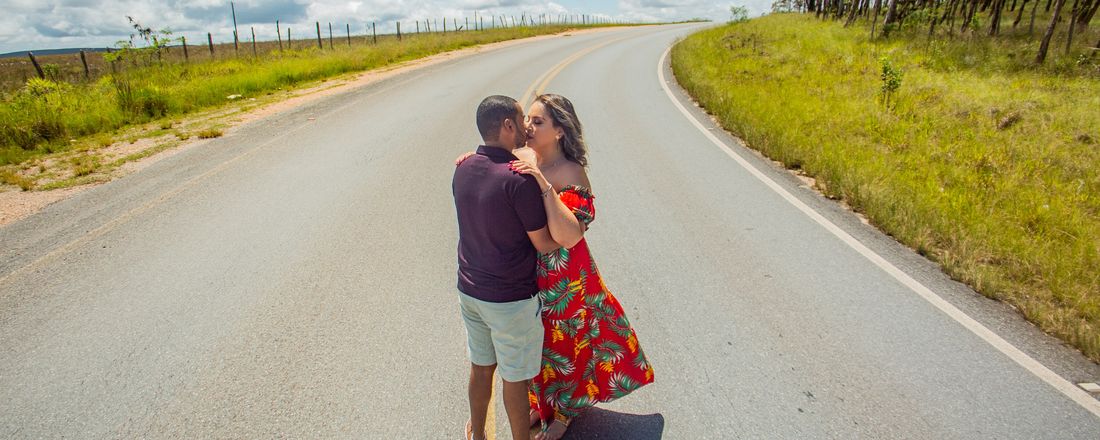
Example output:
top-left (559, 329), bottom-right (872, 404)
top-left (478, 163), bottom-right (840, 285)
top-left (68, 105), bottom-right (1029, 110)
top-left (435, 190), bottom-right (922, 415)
top-left (0, 0), bottom-right (771, 54)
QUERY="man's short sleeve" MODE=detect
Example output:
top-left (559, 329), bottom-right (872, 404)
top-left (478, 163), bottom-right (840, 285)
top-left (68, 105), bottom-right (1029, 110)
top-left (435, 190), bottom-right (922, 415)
top-left (513, 176), bottom-right (548, 232)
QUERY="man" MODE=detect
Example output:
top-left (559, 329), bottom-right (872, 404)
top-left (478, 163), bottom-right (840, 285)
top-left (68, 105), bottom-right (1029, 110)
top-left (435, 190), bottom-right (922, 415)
top-left (453, 95), bottom-right (559, 440)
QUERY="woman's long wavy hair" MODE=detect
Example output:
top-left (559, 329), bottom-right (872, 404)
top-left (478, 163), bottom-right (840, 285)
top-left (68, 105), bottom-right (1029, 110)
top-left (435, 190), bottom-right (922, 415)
top-left (536, 93), bottom-right (588, 167)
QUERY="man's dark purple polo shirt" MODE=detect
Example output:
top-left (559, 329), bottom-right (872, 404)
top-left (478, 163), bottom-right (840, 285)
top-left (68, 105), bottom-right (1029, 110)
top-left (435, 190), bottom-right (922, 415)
top-left (452, 145), bottom-right (548, 303)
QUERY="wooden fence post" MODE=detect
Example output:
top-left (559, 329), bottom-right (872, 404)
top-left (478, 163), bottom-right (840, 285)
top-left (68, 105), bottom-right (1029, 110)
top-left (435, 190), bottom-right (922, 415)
top-left (316, 22), bottom-right (323, 49)
top-left (328, 22), bottom-right (333, 49)
top-left (454, 18), bottom-right (458, 31)
top-left (443, 17), bottom-right (447, 33)
top-left (416, 21), bottom-right (420, 34)
top-left (208, 32), bottom-right (215, 57)
top-left (372, 22), bottom-right (377, 44)
top-left (231, 1), bottom-right (239, 50)
top-left (397, 22), bottom-right (401, 40)
top-left (288, 27), bottom-right (292, 49)
top-left (79, 50), bottom-right (90, 79)
top-left (27, 52), bottom-right (45, 79)
top-left (182, 36), bottom-right (189, 61)
top-left (251, 27), bottom-right (257, 57)
top-left (466, 17), bottom-right (469, 31)
top-left (277, 20), bottom-right (283, 51)
top-left (346, 23), bottom-right (351, 46)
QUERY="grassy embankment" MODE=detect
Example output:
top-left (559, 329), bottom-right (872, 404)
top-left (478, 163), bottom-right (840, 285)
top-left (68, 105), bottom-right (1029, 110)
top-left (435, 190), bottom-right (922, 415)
top-left (0, 24), bottom-right (613, 190)
top-left (672, 14), bottom-right (1100, 361)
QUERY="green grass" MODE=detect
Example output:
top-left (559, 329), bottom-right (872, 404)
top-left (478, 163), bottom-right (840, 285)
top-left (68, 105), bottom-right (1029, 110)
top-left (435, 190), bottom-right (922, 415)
top-left (0, 25), bottom-right (614, 170)
top-left (672, 14), bottom-right (1100, 361)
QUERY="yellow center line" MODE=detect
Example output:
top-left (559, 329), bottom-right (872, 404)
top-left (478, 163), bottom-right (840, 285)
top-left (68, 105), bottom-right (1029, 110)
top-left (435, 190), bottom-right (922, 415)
top-left (486, 31), bottom-right (638, 440)
top-left (486, 381), bottom-right (496, 440)
top-left (518, 33), bottom-right (636, 109)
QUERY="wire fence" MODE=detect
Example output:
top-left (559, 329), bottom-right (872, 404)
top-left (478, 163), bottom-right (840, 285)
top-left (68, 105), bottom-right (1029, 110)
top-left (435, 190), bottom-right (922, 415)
top-left (1, 12), bottom-right (624, 93)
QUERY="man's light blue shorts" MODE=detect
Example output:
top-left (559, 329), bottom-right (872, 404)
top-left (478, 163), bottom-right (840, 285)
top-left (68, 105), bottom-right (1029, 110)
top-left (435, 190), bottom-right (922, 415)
top-left (457, 292), bottom-right (543, 382)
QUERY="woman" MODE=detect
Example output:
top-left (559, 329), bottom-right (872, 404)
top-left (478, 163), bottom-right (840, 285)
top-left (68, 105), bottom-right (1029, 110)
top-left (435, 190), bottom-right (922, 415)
top-left (510, 94), bottom-right (654, 440)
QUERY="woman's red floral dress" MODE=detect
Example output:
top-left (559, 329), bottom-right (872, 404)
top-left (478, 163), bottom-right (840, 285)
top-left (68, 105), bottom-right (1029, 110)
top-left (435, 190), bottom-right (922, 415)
top-left (528, 185), bottom-right (654, 422)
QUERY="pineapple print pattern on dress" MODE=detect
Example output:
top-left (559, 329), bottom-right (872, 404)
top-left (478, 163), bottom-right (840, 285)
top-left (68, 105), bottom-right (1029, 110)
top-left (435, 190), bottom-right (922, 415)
top-left (528, 185), bottom-right (654, 422)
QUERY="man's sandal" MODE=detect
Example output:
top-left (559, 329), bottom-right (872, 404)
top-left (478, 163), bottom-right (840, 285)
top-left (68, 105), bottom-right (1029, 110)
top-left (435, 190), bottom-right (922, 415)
top-left (464, 420), bottom-right (486, 440)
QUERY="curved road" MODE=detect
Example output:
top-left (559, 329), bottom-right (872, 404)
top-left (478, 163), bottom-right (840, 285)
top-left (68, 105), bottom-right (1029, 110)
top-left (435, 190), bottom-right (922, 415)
top-left (2, 24), bottom-right (1099, 439)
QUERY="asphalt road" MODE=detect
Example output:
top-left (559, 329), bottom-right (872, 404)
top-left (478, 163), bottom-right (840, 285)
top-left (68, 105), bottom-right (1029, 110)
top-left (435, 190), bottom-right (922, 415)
top-left (2, 24), bottom-right (1099, 439)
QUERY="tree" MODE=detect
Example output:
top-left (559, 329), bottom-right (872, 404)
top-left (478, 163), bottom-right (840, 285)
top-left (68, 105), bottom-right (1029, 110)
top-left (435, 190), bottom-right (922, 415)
top-left (1074, 0), bottom-right (1098, 31)
top-left (882, 0), bottom-right (900, 36)
top-left (871, 0), bottom-right (884, 37)
top-left (1036, 0), bottom-right (1068, 63)
top-left (1012, 0), bottom-right (1031, 28)
top-left (989, 0), bottom-right (1006, 35)
top-left (1066, 0), bottom-right (1081, 53)
top-left (103, 16), bottom-right (174, 66)
top-left (730, 5), bottom-right (751, 22)
top-left (961, 0), bottom-right (981, 32)
top-left (845, 0), bottom-right (865, 26)
top-left (879, 57), bottom-right (903, 108)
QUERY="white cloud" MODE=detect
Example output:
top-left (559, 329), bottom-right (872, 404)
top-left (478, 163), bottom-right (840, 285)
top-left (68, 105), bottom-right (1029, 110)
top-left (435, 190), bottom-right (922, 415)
top-left (0, 1), bottom-right (421, 52)
top-left (1, 0), bottom-right (732, 53)
top-left (618, 0), bottom-right (771, 22)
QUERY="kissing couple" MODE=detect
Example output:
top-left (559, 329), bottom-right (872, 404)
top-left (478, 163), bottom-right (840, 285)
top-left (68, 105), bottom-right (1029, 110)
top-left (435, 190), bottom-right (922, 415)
top-left (453, 94), bottom-right (654, 440)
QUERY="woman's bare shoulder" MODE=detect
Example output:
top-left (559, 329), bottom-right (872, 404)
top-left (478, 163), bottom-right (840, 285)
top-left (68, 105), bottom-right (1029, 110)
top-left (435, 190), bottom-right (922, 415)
top-left (560, 161), bottom-right (592, 191)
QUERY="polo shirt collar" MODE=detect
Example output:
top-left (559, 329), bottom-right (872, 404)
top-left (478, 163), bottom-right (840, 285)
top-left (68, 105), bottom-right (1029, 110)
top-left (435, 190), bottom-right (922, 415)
top-left (477, 145), bottom-right (518, 160)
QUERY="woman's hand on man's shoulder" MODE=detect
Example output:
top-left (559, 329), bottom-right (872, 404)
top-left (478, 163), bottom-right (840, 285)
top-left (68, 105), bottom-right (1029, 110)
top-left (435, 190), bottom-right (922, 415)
top-left (454, 151), bottom-right (475, 166)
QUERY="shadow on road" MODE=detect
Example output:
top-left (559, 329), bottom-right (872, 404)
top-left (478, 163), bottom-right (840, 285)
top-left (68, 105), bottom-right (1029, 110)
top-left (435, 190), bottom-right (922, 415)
top-left (561, 407), bottom-right (664, 439)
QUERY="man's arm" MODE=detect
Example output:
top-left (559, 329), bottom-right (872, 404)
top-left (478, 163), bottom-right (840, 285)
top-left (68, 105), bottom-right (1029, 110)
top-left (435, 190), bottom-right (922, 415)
top-left (526, 226), bottom-right (561, 254)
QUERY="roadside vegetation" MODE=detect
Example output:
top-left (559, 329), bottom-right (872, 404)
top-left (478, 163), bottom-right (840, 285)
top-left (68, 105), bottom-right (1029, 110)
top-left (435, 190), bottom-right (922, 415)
top-left (0, 21), bottom-right (620, 191)
top-left (672, 12), bottom-right (1100, 361)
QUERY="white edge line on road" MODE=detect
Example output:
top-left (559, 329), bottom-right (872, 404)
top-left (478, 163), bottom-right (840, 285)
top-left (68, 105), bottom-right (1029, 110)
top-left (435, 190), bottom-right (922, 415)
top-left (657, 45), bottom-right (1100, 419)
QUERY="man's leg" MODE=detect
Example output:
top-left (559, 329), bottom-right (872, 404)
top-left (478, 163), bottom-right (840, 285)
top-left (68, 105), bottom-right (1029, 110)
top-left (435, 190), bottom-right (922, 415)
top-left (477, 295), bottom-right (542, 440)
top-left (459, 293), bottom-right (498, 440)
top-left (502, 378), bottom-right (533, 440)
top-left (468, 363), bottom-right (496, 440)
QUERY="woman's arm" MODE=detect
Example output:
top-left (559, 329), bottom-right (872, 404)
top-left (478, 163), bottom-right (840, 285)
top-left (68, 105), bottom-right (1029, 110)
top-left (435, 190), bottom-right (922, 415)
top-left (509, 159), bottom-right (586, 249)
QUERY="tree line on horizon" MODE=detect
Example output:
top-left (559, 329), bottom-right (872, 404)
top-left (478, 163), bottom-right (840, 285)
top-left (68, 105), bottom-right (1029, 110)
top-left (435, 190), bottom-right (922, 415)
top-left (770, 0), bottom-right (1099, 63)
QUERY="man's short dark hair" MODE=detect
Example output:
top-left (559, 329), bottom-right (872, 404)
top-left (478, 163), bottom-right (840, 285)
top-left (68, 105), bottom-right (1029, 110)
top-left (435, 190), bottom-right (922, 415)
top-left (476, 95), bottom-right (519, 142)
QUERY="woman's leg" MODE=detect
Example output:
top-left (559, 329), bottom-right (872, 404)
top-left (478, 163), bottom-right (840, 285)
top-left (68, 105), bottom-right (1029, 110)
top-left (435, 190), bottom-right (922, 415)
top-left (534, 410), bottom-right (575, 440)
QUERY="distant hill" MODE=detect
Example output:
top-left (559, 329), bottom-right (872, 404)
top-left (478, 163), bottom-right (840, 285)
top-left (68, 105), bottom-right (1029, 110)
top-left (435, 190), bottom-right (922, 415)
top-left (0, 48), bottom-right (111, 58)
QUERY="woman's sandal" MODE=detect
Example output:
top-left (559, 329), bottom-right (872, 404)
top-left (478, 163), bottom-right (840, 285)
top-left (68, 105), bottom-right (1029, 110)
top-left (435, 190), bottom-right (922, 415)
top-left (534, 412), bottom-right (571, 440)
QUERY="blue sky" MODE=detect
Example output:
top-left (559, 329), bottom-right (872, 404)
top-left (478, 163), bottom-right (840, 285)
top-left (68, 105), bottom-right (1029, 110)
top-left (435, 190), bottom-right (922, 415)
top-left (0, 1), bottom-right (770, 54)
